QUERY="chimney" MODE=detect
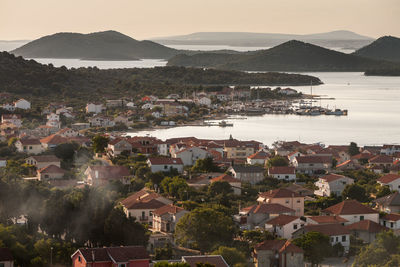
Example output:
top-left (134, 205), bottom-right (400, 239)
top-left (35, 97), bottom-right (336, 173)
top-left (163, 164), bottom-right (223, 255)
top-left (91, 251), bottom-right (95, 262)
top-left (95, 170), bottom-right (99, 179)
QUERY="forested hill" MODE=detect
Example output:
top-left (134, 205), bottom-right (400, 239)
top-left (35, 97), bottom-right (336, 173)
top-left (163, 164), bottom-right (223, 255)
top-left (11, 31), bottom-right (180, 60)
top-left (0, 52), bottom-right (322, 102)
top-left (353, 36), bottom-right (400, 63)
top-left (168, 40), bottom-right (399, 72)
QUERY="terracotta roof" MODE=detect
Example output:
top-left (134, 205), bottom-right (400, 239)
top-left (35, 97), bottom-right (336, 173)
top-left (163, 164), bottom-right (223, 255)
top-left (38, 165), bottom-right (66, 174)
top-left (268, 166), bottom-right (295, 175)
top-left (18, 138), bottom-right (41, 145)
top-left (248, 150), bottom-right (270, 160)
top-left (351, 152), bottom-right (375, 160)
top-left (323, 200), bottom-right (378, 215)
top-left (183, 255), bottom-right (229, 267)
top-left (259, 188), bottom-right (302, 199)
top-left (266, 215), bottom-right (299, 226)
top-left (345, 220), bottom-right (388, 233)
top-left (369, 155), bottom-right (394, 164)
top-left (148, 157), bottom-right (183, 165)
top-left (297, 223), bottom-right (350, 236)
top-left (2, 114), bottom-right (21, 119)
top-left (378, 174), bottom-right (400, 184)
top-left (152, 204), bottom-right (185, 216)
top-left (40, 134), bottom-right (68, 144)
top-left (320, 173), bottom-right (350, 182)
top-left (0, 248), bottom-right (13, 261)
top-left (255, 240), bottom-right (303, 253)
top-left (382, 213), bottom-right (400, 221)
top-left (229, 165), bottom-right (265, 173)
top-left (241, 203), bottom-right (295, 214)
top-left (375, 192), bottom-right (400, 207)
top-left (121, 189), bottom-right (166, 210)
top-left (308, 215), bottom-right (348, 224)
top-left (28, 155), bottom-right (60, 162)
top-left (86, 166), bottom-right (130, 179)
top-left (76, 246), bottom-right (149, 263)
top-left (210, 173), bottom-right (240, 183)
top-left (296, 155), bottom-right (332, 164)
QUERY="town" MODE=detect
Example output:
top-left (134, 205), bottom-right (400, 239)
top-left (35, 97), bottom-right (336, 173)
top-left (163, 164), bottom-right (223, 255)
top-left (0, 95), bottom-right (398, 267)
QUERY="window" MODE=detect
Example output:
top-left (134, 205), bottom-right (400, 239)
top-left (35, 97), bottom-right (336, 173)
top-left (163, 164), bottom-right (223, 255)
top-left (29, 146), bottom-right (33, 149)
top-left (164, 165), bottom-right (168, 169)
top-left (342, 235), bottom-right (346, 242)
top-left (285, 175), bottom-right (289, 179)
top-left (336, 237), bottom-right (338, 242)
top-left (293, 224), bottom-right (298, 230)
top-left (285, 199), bottom-right (290, 204)
top-left (360, 216), bottom-right (364, 221)
top-left (330, 237), bottom-right (334, 242)
top-left (391, 222), bottom-right (394, 228)
top-left (119, 264), bottom-right (126, 267)
top-left (78, 256), bottom-right (82, 262)
top-left (297, 199), bottom-right (301, 203)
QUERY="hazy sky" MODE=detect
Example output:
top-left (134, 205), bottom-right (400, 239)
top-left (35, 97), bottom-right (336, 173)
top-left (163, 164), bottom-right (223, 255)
top-left (1, 0), bottom-right (399, 40)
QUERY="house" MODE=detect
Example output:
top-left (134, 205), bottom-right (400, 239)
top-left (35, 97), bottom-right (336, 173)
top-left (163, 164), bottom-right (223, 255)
top-left (88, 115), bottom-right (115, 127)
top-left (56, 128), bottom-right (79, 138)
top-left (253, 240), bottom-right (304, 267)
top-left (235, 203), bottom-right (295, 230)
top-left (147, 158), bottom-right (184, 173)
top-left (278, 88), bottom-right (298, 95)
top-left (197, 96), bottom-right (212, 107)
top-left (71, 246), bottom-right (149, 267)
top-left (187, 172), bottom-right (223, 188)
top-left (0, 248), bottom-right (14, 267)
top-left (292, 223), bottom-right (350, 252)
top-left (314, 173), bottom-right (354, 197)
top-left (86, 103), bottom-right (105, 114)
top-left (369, 155), bottom-right (394, 169)
top-left (182, 255), bottom-right (229, 267)
top-left (26, 155), bottom-right (60, 169)
top-left (381, 145), bottom-right (400, 156)
top-left (1, 114), bottom-right (22, 127)
top-left (46, 113), bottom-right (60, 128)
top-left (265, 215), bottom-right (304, 239)
top-left (106, 99), bottom-right (124, 108)
top-left (37, 165), bottom-right (66, 180)
top-left (247, 150), bottom-right (270, 165)
top-left (210, 174), bottom-right (242, 195)
top-left (114, 115), bottom-right (130, 125)
top-left (223, 139), bottom-right (261, 159)
top-left (293, 155), bottom-right (332, 174)
top-left (374, 192), bottom-right (400, 213)
top-left (107, 138), bottom-right (133, 157)
top-left (128, 136), bottom-right (165, 156)
top-left (285, 183), bottom-right (314, 197)
top-left (287, 151), bottom-right (303, 165)
top-left (152, 204), bottom-right (188, 233)
top-left (377, 174), bottom-right (400, 192)
top-left (84, 165), bottom-right (131, 186)
top-left (346, 220), bottom-right (388, 243)
top-left (171, 146), bottom-right (210, 166)
top-left (120, 189), bottom-right (172, 224)
top-left (336, 160), bottom-right (361, 171)
top-left (267, 166), bottom-right (296, 180)
top-left (322, 200), bottom-right (379, 224)
top-left (71, 123), bottom-right (91, 131)
top-left (2, 103), bottom-right (15, 112)
top-left (258, 188), bottom-right (305, 216)
top-left (306, 215), bottom-right (348, 225)
top-left (14, 99), bottom-right (30, 109)
top-left (15, 138), bottom-right (44, 154)
top-left (0, 159), bottom-right (6, 168)
top-left (380, 213), bottom-right (400, 235)
top-left (227, 165), bottom-right (265, 185)
top-left (40, 134), bottom-right (68, 149)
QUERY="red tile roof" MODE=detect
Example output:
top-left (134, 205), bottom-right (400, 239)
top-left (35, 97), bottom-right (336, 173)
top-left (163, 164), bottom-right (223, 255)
top-left (210, 173), bottom-right (240, 183)
top-left (75, 246), bottom-right (149, 263)
top-left (38, 164), bottom-right (66, 174)
top-left (323, 200), bottom-right (378, 215)
top-left (255, 240), bottom-right (303, 253)
top-left (183, 255), bottom-right (229, 267)
top-left (369, 155), bottom-right (394, 164)
top-left (86, 166), bottom-right (130, 179)
top-left (382, 213), bottom-right (400, 221)
top-left (152, 204), bottom-right (185, 216)
top-left (320, 173), bottom-right (349, 182)
top-left (378, 174), bottom-right (400, 184)
top-left (148, 157), bottom-right (183, 165)
top-left (268, 166), bottom-right (295, 175)
top-left (18, 138), bottom-right (41, 145)
top-left (307, 215), bottom-right (348, 224)
top-left (298, 223), bottom-right (350, 236)
top-left (120, 189), bottom-right (167, 210)
top-left (241, 203), bottom-right (295, 214)
top-left (345, 220), bottom-right (388, 233)
top-left (0, 248), bottom-right (13, 261)
top-left (40, 134), bottom-right (68, 145)
top-left (259, 188), bottom-right (302, 199)
top-left (266, 215), bottom-right (299, 226)
top-left (248, 150), bottom-right (270, 160)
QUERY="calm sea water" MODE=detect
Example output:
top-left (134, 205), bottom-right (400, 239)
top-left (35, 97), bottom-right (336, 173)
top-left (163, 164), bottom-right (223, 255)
top-left (129, 72), bottom-right (400, 146)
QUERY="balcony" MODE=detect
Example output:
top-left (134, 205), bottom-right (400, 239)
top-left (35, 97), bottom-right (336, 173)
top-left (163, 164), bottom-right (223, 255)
top-left (139, 216), bottom-right (149, 222)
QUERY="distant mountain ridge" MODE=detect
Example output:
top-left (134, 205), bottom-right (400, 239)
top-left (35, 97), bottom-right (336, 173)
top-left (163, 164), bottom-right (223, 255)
top-left (167, 40), bottom-right (399, 72)
top-left (152, 30), bottom-right (374, 49)
top-left (11, 30), bottom-right (180, 60)
top-left (353, 36), bottom-right (400, 63)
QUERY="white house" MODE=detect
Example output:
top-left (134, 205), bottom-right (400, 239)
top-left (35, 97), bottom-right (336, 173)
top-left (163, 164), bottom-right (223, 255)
top-left (210, 174), bottom-right (242, 195)
top-left (85, 103), bottom-right (104, 114)
top-left (2, 103), bottom-right (15, 111)
top-left (247, 150), bottom-right (270, 165)
top-left (46, 113), bottom-right (61, 128)
top-left (267, 166), bottom-right (296, 180)
top-left (265, 215), bottom-right (304, 239)
top-left (88, 115), bottom-right (115, 127)
top-left (147, 158), bottom-right (184, 173)
top-left (26, 155), bottom-right (60, 169)
top-left (197, 97), bottom-right (212, 107)
top-left (15, 139), bottom-right (44, 154)
top-left (171, 146), bottom-right (210, 166)
top-left (152, 204), bottom-right (188, 233)
top-left (1, 114), bottom-right (22, 127)
top-left (293, 155), bottom-right (332, 174)
top-left (380, 213), bottom-right (400, 235)
top-left (314, 173), bottom-right (354, 197)
top-left (227, 165), bottom-right (265, 185)
top-left (322, 200), bottom-right (379, 224)
top-left (14, 99), bottom-right (31, 110)
top-left (377, 174), bottom-right (400, 192)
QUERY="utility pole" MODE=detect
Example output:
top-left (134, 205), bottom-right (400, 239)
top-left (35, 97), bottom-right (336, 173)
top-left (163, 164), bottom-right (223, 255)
top-left (50, 246), bottom-right (53, 266)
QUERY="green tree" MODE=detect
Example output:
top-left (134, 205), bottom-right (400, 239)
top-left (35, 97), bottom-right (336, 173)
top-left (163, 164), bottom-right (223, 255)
top-left (267, 156), bottom-right (288, 168)
top-left (54, 143), bottom-right (79, 163)
top-left (175, 207), bottom-right (235, 253)
top-left (191, 157), bottom-right (220, 173)
top-left (349, 142), bottom-right (359, 156)
top-left (154, 262), bottom-right (190, 267)
top-left (92, 135), bottom-right (109, 153)
top-left (154, 243), bottom-right (173, 260)
top-left (242, 229), bottom-right (274, 245)
top-left (211, 246), bottom-right (247, 266)
top-left (376, 185), bottom-right (392, 198)
top-left (293, 232), bottom-right (332, 266)
top-left (342, 184), bottom-right (369, 202)
top-left (161, 176), bottom-right (189, 199)
top-left (208, 181), bottom-right (233, 197)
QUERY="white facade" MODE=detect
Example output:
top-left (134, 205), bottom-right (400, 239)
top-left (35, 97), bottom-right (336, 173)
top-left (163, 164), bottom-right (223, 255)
top-left (86, 103), bottom-right (104, 114)
top-left (147, 160), bottom-right (184, 173)
top-left (339, 213), bottom-right (379, 225)
top-left (172, 147), bottom-right (210, 166)
top-left (314, 176), bottom-right (354, 197)
top-left (329, 234), bottom-right (350, 253)
top-left (157, 143), bottom-right (169, 156)
top-left (14, 99), bottom-right (31, 109)
top-left (378, 178), bottom-right (400, 192)
top-left (265, 218), bottom-right (304, 239)
top-left (198, 97), bottom-right (212, 107)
